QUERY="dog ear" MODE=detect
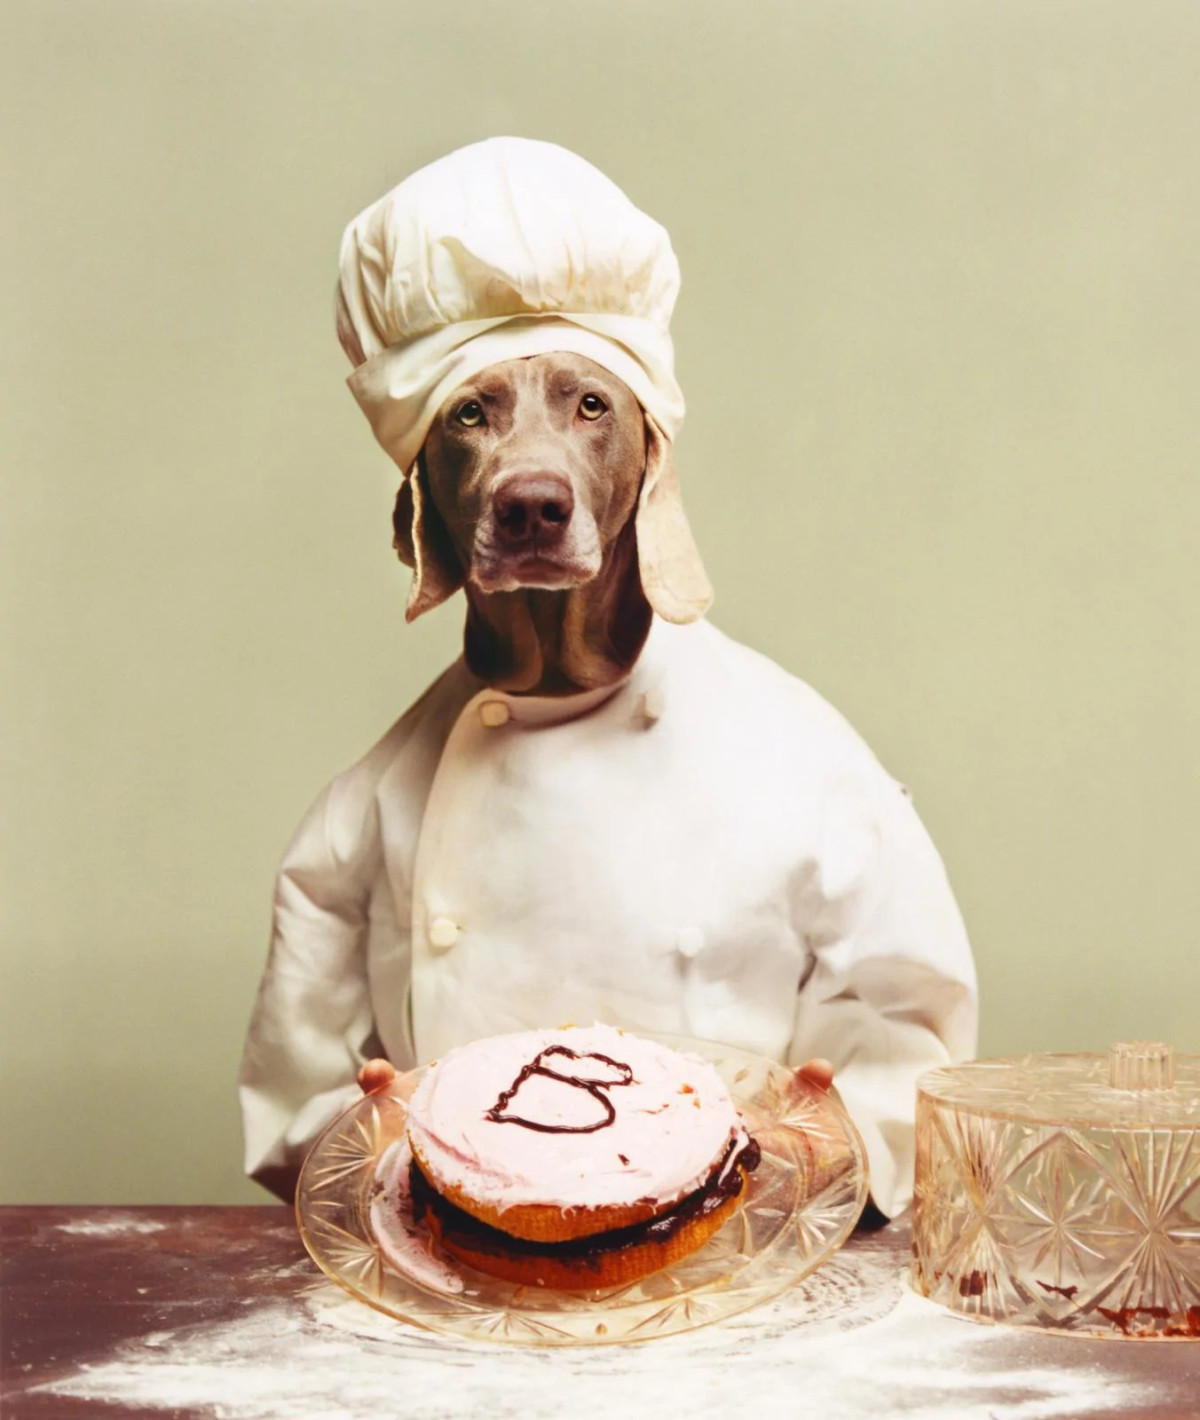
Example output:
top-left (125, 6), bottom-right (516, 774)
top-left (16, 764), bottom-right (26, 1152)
top-left (392, 455), bottom-right (466, 622)
top-left (634, 415), bottom-right (714, 623)
top-left (391, 477), bottom-right (417, 567)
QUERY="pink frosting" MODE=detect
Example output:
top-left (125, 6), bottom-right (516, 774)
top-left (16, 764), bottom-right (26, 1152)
top-left (406, 1024), bottom-right (746, 1216)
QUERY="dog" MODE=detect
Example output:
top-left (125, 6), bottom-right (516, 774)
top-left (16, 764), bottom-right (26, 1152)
top-left (240, 136), bottom-right (975, 1214)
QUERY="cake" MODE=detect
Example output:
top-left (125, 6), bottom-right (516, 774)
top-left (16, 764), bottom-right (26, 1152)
top-left (397, 1023), bottom-right (760, 1289)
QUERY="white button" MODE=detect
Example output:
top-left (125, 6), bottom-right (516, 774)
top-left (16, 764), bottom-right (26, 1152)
top-left (479, 700), bottom-right (511, 728)
top-left (639, 688), bottom-right (666, 723)
top-left (428, 916), bottom-right (460, 950)
top-left (676, 926), bottom-right (705, 959)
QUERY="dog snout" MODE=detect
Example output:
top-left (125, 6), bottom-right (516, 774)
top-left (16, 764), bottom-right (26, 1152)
top-left (492, 472), bottom-right (575, 547)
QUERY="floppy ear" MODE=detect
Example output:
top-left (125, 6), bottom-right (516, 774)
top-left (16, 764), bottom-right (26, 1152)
top-left (391, 453), bottom-right (466, 622)
top-left (634, 414), bottom-right (714, 623)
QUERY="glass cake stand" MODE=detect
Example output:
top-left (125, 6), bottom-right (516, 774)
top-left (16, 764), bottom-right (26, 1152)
top-left (912, 1042), bottom-right (1200, 1339)
top-left (296, 1034), bottom-right (869, 1346)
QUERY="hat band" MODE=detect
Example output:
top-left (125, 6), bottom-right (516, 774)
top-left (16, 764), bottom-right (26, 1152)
top-left (346, 312), bottom-right (685, 476)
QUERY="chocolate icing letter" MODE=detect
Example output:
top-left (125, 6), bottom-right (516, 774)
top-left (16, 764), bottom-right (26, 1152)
top-left (485, 1045), bottom-right (635, 1134)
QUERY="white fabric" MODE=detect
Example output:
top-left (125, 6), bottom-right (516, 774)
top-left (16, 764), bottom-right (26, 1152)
top-left (240, 617), bottom-right (978, 1217)
top-left (336, 137), bottom-right (685, 474)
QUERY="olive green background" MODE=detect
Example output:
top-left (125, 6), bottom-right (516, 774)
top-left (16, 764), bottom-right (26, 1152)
top-left (3, 1), bottom-right (1198, 1203)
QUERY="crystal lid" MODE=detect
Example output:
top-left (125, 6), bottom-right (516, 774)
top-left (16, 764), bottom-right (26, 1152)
top-left (918, 1043), bottom-right (1200, 1130)
top-left (913, 1041), bottom-right (1200, 1339)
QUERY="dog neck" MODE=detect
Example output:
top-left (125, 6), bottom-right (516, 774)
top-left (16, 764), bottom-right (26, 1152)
top-left (462, 519), bottom-right (653, 695)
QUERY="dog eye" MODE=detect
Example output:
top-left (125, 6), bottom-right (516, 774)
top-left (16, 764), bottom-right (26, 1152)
top-left (579, 393), bottom-right (607, 421)
top-left (455, 400), bottom-right (485, 427)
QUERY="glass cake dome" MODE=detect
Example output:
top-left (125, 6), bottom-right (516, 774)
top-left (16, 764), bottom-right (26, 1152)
top-left (911, 1042), bottom-right (1200, 1339)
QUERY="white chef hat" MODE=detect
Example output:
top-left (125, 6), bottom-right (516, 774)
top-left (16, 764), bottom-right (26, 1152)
top-left (335, 136), bottom-right (687, 476)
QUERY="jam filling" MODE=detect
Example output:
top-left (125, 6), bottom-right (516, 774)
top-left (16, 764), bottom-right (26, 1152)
top-left (410, 1134), bottom-right (761, 1267)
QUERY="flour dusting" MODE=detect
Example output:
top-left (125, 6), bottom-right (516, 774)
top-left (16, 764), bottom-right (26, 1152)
top-left (26, 1240), bottom-right (1151, 1420)
top-left (56, 1218), bottom-right (168, 1236)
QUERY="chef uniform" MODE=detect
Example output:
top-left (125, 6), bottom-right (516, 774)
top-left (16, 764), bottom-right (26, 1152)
top-left (239, 139), bottom-right (978, 1217)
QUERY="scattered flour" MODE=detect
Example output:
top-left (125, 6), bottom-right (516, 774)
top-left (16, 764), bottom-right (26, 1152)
top-left (55, 1218), bottom-right (168, 1237)
top-left (25, 1243), bottom-right (1153, 1420)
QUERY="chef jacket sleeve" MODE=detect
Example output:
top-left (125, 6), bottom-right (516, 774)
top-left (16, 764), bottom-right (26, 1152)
top-left (238, 767), bottom-right (385, 1202)
top-left (788, 767), bottom-right (978, 1219)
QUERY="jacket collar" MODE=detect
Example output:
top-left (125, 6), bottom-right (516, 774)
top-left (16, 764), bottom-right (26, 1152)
top-left (457, 613), bottom-right (679, 729)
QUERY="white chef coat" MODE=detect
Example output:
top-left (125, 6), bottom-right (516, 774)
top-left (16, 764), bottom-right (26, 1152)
top-left (239, 616), bottom-right (977, 1216)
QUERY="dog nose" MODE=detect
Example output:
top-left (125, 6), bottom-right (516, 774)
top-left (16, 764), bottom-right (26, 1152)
top-left (492, 473), bottom-right (575, 546)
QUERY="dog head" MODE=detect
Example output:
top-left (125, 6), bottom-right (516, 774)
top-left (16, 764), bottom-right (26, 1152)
top-left (391, 352), bottom-right (712, 637)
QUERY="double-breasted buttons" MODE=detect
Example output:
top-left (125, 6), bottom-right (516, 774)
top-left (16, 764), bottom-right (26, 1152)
top-left (428, 916), bottom-right (460, 951)
top-left (639, 688), bottom-right (666, 724)
top-left (479, 700), bottom-right (511, 728)
top-left (676, 925), bottom-right (705, 959)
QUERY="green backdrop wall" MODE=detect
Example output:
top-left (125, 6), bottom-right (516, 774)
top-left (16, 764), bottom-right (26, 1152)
top-left (3, 0), bottom-right (1198, 1202)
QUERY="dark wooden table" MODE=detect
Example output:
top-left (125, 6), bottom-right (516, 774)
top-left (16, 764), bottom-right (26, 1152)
top-left (2, 1206), bottom-right (1198, 1419)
